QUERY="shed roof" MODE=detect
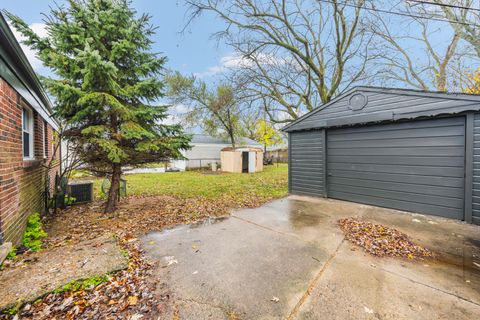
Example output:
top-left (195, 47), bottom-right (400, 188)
top-left (282, 86), bottom-right (480, 132)
top-left (0, 13), bottom-right (59, 130)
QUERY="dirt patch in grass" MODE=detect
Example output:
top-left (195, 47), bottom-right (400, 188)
top-left (338, 218), bottom-right (433, 260)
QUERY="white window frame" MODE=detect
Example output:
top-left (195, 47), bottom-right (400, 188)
top-left (22, 107), bottom-right (34, 160)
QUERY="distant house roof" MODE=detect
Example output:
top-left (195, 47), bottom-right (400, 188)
top-left (266, 144), bottom-right (288, 152)
top-left (0, 13), bottom-right (59, 130)
top-left (221, 147), bottom-right (263, 152)
top-left (191, 134), bottom-right (262, 147)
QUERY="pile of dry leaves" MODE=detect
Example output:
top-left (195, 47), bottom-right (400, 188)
top-left (10, 233), bottom-right (159, 320)
top-left (338, 218), bottom-right (433, 259)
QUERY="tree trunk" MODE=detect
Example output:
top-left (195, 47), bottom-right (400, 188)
top-left (229, 133), bottom-right (235, 149)
top-left (105, 164), bottom-right (121, 213)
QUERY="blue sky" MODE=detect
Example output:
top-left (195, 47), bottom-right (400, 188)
top-left (3, 0), bottom-right (472, 88)
top-left (2, 0), bottom-right (477, 128)
top-left (2, 0), bottom-right (230, 79)
top-left (3, 1), bottom-right (475, 87)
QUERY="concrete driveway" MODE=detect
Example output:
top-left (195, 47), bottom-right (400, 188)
top-left (141, 196), bottom-right (480, 319)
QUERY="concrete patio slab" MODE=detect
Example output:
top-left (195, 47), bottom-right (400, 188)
top-left (143, 216), bottom-right (329, 319)
top-left (141, 196), bottom-right (480, 319)
top-left (297, 244), bottom-right (480, 320)
top-left (0, 235), bottom-right (128, 311)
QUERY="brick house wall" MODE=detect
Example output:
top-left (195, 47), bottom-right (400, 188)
top-left (0, 77), bottom-right (60, 245)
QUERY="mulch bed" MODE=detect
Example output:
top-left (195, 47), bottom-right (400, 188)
top-left (338, 218), bottom-right (433, 259)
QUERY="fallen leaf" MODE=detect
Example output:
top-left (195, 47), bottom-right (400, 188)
top-left (128, 296), bottom-right (139, 306)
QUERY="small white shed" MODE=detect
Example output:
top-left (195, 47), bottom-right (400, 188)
top-left (220, 147), bottom-right (264, 173)
top-left (177, 134), bottom-right (262, 170)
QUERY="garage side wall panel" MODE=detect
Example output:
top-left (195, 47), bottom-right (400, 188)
top-left (472, 113), bottom-right (480, 225)
top-left (289, 130), bottom-right (325, 197)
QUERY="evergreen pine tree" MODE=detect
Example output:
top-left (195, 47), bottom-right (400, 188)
top-left (7, 0), bottom-right (191, 213)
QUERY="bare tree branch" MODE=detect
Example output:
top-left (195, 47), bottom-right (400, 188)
top-left (186, 0), bottom-right (369, 123)
top-left (369, 1), bottom-right (468, 92)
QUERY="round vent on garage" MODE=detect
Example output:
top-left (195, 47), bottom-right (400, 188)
top-left (348, 93), bottom-right (368, 111)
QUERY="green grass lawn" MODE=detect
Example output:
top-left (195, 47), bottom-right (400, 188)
top-left (92, 164), bottom-right (288, 201)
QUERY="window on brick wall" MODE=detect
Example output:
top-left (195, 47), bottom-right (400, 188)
top-left (43, 120), bottom-right (48, 158)
top-left (22, 107), bottom-right (34, 159)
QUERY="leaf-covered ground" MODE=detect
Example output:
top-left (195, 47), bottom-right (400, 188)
top-left (338, 218), bottom-right (433, 259)
top-left (1, 165), bottom-right (288, 319)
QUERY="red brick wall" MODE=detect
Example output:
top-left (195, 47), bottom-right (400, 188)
top-left (0, 77), bottom-right (59, 245)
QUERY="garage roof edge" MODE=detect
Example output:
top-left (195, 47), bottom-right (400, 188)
top-left (282, 86), bottom-right (480, 132)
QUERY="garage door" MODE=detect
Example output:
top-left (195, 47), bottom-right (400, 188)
top-left (327, 117), bottom-right (465, 220)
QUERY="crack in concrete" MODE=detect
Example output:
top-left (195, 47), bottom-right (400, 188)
top-left (286, 239), bottom-right (345, 320)
top-left (176, 297), bottom-right (238, 316)
top-left (379, 267), bottom-right (480, 308)
top-left (231, 215), bottom-right (308, 243)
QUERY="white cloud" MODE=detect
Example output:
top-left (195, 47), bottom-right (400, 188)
top-left (194, 52), bottom-right (288, 78)
top-left (9, 22), bottom-right (47, 71)
top-left (30, 23), bottom-right (48, 38)
top-left (194, 64), bottom-right (224, 78)
top-left (162, 115), bottom-right (177, 125)
top-left (161, 104), bottom-right (189, 125)
top-left (173, 103), bottom-right (189, 114)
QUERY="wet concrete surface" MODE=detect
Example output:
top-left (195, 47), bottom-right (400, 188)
top-left (141, 196), bottom-right (480, 319)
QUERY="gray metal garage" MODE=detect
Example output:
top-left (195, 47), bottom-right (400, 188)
top-left (282, 87), bottom-right (480, 225)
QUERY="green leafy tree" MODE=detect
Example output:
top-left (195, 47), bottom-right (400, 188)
top-left (254, 120), bottom-right (283, 152)
top-left (6, 1), bottom-right (190, 213)
top-left (166, 72), bottom-right (243, 148)
top-left (464, 68), bottom-right (480, 94)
